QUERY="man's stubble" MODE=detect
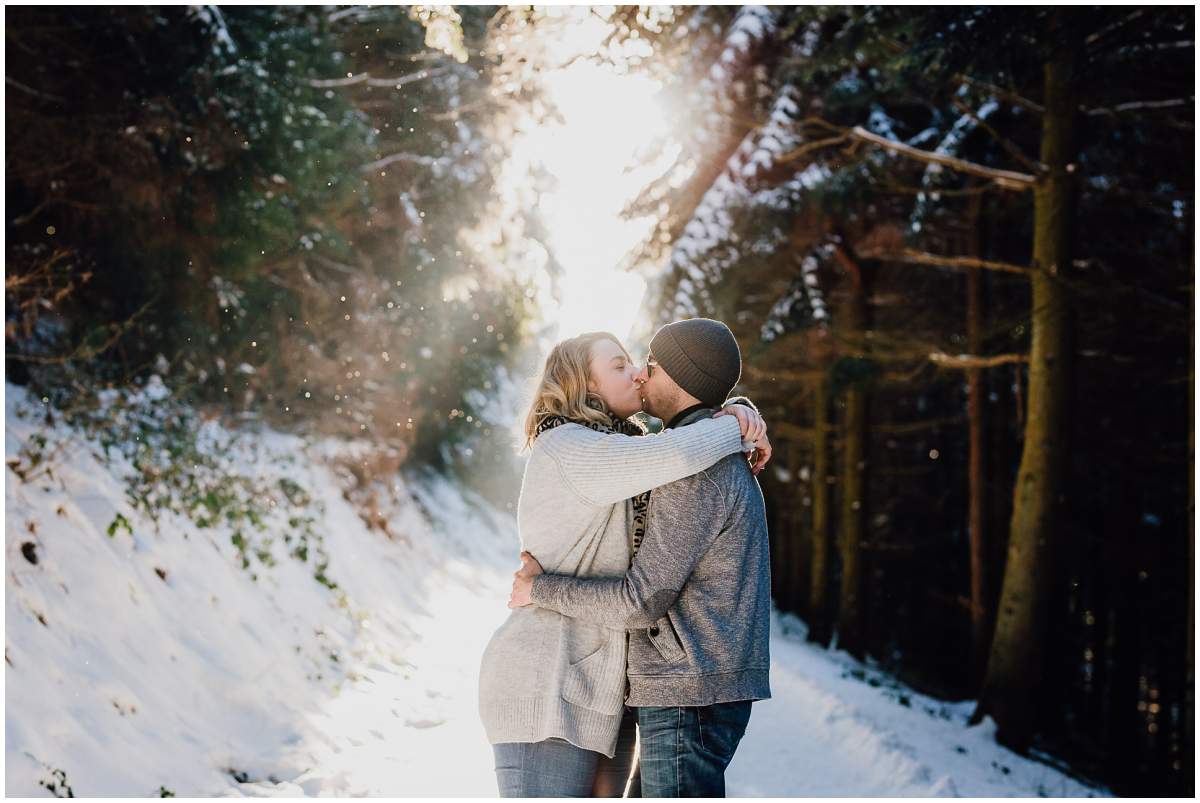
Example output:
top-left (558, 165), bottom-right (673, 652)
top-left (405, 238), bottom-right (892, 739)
top-left (640, 381), bottom-right (681, 423)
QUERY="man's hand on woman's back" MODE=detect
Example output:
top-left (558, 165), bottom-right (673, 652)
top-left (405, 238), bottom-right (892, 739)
top-left (508, 551), bottom-right (544, 609)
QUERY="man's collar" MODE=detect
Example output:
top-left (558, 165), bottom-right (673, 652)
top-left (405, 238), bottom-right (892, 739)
top-left (664, 403), bottom-right (711, 430)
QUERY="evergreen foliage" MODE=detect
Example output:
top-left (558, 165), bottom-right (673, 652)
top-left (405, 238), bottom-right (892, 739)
top-left (6, 5), bottom-right (533, 471)
top-left (578, 5), bottom-right (1192, 795)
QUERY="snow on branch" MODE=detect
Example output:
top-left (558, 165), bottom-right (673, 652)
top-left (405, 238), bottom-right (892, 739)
top-left (739, 85), bottom-right (803, 181)
top-left (761, 242), bottom-right (833, 342)
top-left (687, 6), bottom-right (781, 144)
top-left (187, 5), bottom-right (236, 57)
top-left (662, 84), bottom-right (808, 318)
top-left (707, 6), bottom-right (778, 92)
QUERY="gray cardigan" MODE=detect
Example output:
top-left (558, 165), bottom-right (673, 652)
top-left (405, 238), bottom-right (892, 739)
top-left (531, 406), bottom-right (772, 707)
top-left (477, 413), bottom-right (750, 757)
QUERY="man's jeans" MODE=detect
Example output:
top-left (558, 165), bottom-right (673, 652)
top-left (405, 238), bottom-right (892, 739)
top-left (632, 701), bottom-right (753, 798)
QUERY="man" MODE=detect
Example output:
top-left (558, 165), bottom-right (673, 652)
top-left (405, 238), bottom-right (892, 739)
top-left (508, 317), bottom-right (772, 798)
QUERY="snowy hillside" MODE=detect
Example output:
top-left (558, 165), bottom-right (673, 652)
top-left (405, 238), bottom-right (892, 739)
top-left (4, 382), bottom-right (1108, 797)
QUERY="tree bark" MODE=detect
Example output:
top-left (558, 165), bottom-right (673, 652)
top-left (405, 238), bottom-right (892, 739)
top-left (808, 376), bottom-right (833, 645)
top-left (1186, 264), bottom-right (1195, 792)
top-left (973, 17), bottom-right (1080, 749)
top-left (786, 440), bottom-right (811, 618)
top-left (836, 256), bottom-right (870, 660)
top-left (966, 195), bottom-right (991, 690)
top-left (837, 382), bottom-right (867, 659)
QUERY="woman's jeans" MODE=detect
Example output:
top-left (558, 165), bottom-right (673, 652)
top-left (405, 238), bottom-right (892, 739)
top-left (493, 707), bottom-right (638, 797)
top-left (632, 701), bottom-right (753, 798)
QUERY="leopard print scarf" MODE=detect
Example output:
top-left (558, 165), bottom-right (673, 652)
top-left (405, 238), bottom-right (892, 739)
top-left (535, 407), bottom-right (651, 555)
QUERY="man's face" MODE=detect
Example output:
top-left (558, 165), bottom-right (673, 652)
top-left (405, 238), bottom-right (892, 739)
top-left (634, 351), bottom-right (677, 420)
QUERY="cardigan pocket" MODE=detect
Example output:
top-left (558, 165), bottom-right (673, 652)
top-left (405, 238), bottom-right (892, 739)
top-left (561, 637), bottom-right (626, 715)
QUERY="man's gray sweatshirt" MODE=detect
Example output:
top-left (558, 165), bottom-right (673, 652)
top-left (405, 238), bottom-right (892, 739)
top-left (531, 406), bottom-right (772, 707)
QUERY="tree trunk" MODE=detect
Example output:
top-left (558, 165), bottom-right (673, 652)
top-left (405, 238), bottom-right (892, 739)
top-left (973, 19), bottom-right (1079, 749)
top-left (835, 254), bottom-right (870, 660)
top-left (837, 382), bottom-right (867, 659)
top-left (808, 375), bottom-right (833, 645)
top-left (987, 347), bottom-right (1013, 618)
top-left (966, 195), bottom-right (991, 689)
top-left (772, 445), bottom-right (792, 611)
top-left (786, 439), bottom-right (810, 618)
top-left (1186, 288), bottom-right (1195, 792)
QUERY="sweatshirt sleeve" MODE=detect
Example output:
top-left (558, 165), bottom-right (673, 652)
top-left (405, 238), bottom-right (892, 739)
top-left (537, 416), bottom-right (748, 507)
top-left (530, 469), bottom-right (727, 629)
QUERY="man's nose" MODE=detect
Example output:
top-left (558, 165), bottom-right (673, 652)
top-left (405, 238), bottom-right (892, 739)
top-left (633, 364), bottom-right (649, 384)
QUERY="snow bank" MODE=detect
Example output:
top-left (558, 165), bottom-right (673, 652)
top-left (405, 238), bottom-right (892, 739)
top-left (728, 614), bottom-right (1108, 797)
top-left (5, 383), bottom-right (514, 796)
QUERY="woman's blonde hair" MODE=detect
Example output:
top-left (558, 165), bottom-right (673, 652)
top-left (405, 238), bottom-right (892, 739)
top-left (521, 331), bottom-right (633, 449)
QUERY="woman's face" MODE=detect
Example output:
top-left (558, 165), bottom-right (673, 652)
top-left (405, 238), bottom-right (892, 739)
top-left (588, 338), bottom-right (643, 419)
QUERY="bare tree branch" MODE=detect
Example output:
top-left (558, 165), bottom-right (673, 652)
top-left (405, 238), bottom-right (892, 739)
top-left (358, 152), bottom-right (442, 173)
top-left (878, 180), bottom-right (994, 197)
top-left (929, 352), bottom-right (1030, 369)
top-left (309, 66), bottom-right (451, 89)
top-left (12, 198), bottom-right (104, 227)
top-left (6, 76), bottom-right (66, 104)
top-left (311, 254), bottom-right (358, 275)
top-left (1085, 97), bottom-right (1195, 117)
top-left (772, 422), bottom-right (816, 441)
top-left (1085, 9), bottom-right (1145, 47)
top-left (7, 297), bottom-right (157, 365)
top-left (327, 5), bottom-right (380, 24)
top-left (858, 247), bottom-right (1036, 277)
top-left (956, 74), bottom-right (1044, 114)
top-left (951, 97), bottom-right (1046, 175)
top-left (776, 134), bottom-right (851, 164)
top-left (742, 364), bottom-right (827, 383)
top-left (957, 73), bottom-right (1192, 119)
top-left (847, 125), bottom-right (1037, 191)
top-left (1111, 39), bottom-right (1193, 58)
top-left (876, 415), bottom-right (968, 434)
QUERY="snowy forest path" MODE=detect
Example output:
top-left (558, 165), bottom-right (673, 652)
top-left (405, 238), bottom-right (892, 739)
top-left (2, 371), bottom-right (1106, 798)
top-left (255, 553), bottom-right (513, 796)
top-left (250, 552), bottom-right (1103, 797)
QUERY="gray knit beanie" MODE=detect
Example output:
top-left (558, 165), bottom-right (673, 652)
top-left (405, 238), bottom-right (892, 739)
top-left (649, 318), bottom-right (742, 408)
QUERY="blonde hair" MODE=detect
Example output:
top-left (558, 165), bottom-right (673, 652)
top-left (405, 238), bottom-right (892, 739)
top-left (520, 331), bottom-right (633, 450)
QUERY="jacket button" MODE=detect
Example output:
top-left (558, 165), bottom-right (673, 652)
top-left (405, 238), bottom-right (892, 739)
top-left (649, 626), bottom-right (660, 637)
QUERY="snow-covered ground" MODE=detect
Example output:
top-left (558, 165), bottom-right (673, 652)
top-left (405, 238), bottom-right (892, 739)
top-left (4, 382), bottom-right (1108, 797)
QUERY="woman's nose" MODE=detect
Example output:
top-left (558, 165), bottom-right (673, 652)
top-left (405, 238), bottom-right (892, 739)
top-left (633, 365), bottom-right (649, 383)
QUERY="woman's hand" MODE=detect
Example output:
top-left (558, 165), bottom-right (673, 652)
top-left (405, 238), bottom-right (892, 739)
top-left (748, 431), bottom-right (772, 476)
top-left (713, 403), bottom-right (766, 445)
top-left (508, 551), bottom-right (544, 609)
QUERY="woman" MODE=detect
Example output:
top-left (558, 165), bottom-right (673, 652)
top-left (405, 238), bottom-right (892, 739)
top-left (478, 331), bottom-right (770, 797)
